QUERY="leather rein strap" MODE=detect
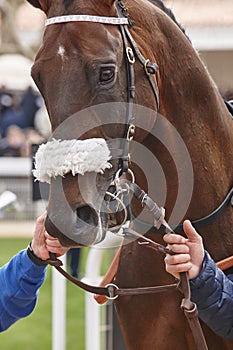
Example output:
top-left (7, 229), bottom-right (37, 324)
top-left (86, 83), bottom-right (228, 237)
top-left (48, 181), bottom-right (209, 350)
top-left (175, 187), bottom-right (233, 233)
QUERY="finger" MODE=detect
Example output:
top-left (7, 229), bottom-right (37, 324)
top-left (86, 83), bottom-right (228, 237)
top-left (45, 232), bottom-right (57, 240)
top-left (166, 243), bottom-right (189, 254)
top-left (183, 220), bottom-right (202, 242)
top-left (163, 233), bottom-right (187, 245)
top-left (165, 253), bottom-right (190, 266)
top-left (165, 261), bottom-right (193, 275)
top-left (49, 247), bottom-right (68, 257)
top-left (37, 211), bottom-right (47, 225)
top-left (46, 240), bottom-right (64, 250)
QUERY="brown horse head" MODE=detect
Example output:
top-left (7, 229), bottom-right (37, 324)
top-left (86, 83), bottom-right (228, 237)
top-left (28, 0), bottom-right (158, 246)
top-left (27, 2), bottom-right (233, 350)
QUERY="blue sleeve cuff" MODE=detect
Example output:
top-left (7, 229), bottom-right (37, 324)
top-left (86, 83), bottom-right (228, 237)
top-left (20, 249), bottom-right (47, 277)
top-left (189, 251), bottom-right (213, 288)
top-left (0, 249), bottom-right (47, 332)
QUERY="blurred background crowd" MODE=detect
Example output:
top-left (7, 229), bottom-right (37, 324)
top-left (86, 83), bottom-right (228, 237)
top-left (0, 85), bottom-right (51, 157)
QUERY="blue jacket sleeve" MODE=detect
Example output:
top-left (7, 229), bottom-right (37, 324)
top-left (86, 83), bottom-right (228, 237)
top-left (0, 249), bottom-right (46, 332)
top-left (190, 251), bottom-right (233, 339)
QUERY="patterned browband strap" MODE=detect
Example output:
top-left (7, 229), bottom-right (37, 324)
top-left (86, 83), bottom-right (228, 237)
top-left (45, 15), bottom-right (129, 26)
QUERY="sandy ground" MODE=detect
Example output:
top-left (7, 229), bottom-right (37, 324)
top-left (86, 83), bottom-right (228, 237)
top-left (0, 221), bottom-right (35, 238)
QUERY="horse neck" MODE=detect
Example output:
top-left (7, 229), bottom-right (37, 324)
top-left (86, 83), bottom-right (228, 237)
top-left (154, 28), bottom-right (232, 194)
top-left (131, 2), bottom-right (233, 196)
top-left (134, 13), bottom-right (233, 257)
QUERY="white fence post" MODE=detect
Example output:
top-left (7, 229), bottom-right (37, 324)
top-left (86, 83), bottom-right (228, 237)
top-left (85, 248), bottom-right (104, 350)
top-left (52, 254), bottom-right (67, 350)
top-left (85, 232), bottom-right (123, 350)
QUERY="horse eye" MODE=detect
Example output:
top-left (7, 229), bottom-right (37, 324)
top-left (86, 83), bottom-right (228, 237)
top-left (99, 65), bottom-right (115, 84)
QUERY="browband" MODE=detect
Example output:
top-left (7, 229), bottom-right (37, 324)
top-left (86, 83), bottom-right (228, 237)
top-left (45, 15), bottom-right (129, 27)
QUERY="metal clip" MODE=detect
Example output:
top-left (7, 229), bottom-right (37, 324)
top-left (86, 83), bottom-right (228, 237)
top-left (144, 59), bottom-right (151, 76)
top-left (126, 124), bottom-right (135, 141)
top-left (126, 47), bottom-right (135, 64)
top-left (106, 283), bottom-right (119, 300)
top-left (154, 207), bottom-right (165, 229)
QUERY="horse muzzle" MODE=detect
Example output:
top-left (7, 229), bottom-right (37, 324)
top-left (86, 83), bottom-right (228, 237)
top-left (45, 204), bottom-right (106, 247)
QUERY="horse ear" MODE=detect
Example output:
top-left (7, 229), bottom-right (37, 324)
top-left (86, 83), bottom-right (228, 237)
top-left (26, 0), bottom-right (48, 13)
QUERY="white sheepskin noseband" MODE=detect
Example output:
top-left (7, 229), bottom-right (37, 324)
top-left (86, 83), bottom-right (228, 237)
top-left (33, 138), bottom-right (112, 184)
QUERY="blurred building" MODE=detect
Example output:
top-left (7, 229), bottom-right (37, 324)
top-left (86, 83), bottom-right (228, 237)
top-left (164, 0), bottom-right (233, 95)
top-left (0, 2), bottom-right (44, 89)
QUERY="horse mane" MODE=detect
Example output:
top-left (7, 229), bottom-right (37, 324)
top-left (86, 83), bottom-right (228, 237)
top-left (64, 0), bottom-right (75, 9)
top-left (147, 0), bottom-right (190, 40)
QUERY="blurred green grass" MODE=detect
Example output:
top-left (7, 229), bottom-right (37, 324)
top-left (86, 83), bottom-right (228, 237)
top-left (0, 238), bottom-right (112, 350)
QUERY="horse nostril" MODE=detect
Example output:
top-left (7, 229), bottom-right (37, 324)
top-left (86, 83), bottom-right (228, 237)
top-left (76, 205), bottom-right (99, 227)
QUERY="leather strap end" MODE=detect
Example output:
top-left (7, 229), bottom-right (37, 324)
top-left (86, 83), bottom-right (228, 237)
top-left (27, 242), bottom-right (48, 266)
top-left (94, 294), bottom-right (109, 305)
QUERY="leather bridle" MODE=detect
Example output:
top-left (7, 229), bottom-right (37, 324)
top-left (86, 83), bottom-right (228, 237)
top-left (115, 0), bottom-right (159, 173)
top-left (45, 1), bottom-right (159, 176)
top-left (44, 2), bottom-right (233, 350)
top-left (47, 181), bottom-right (208, 350)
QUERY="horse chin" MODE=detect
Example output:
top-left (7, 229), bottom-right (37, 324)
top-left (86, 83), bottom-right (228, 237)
top-left (45, 214), bottom-right (106, 247)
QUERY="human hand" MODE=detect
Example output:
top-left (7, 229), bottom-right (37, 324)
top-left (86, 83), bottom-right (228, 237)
top-left (31, 212), bottom-right (68, 261)
top-left (163, 220), bottom-right (205, 279)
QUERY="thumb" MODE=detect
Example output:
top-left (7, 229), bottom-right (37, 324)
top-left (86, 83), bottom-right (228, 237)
top-left (183, 220), bottom-right (200, 242)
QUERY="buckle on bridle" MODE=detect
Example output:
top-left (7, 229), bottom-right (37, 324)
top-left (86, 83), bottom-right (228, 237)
top-left (126, 124), bottom-right (136, 141)
top-left (144, 59), bottom-right (158, 76)
top-left (106, 283), bottom-right (119, 300)
top-left (126, 47), bottom-right (135, 64)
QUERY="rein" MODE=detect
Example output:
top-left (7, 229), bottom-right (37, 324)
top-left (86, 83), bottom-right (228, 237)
top-left (47, 180), bottom-right (208, 350)
top-left (132, 186), bottom-right (233, 234)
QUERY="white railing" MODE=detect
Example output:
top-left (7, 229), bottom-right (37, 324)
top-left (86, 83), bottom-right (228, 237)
top-left (0, 157), bottom-right (31, 176)
top-left (84, 232), bottom-right (123, 350)
top-left (52, 255), bottom-right (67, 350)
top-left (51, 232), bottom-right (122, 350)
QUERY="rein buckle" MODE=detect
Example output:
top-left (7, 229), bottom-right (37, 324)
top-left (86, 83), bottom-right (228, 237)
top-left (126, 124), bottom-right (136, 141)
top-left (126, 47), bottom-right (135, 64)
top-left (106, 283), bottom-right (119, 300)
